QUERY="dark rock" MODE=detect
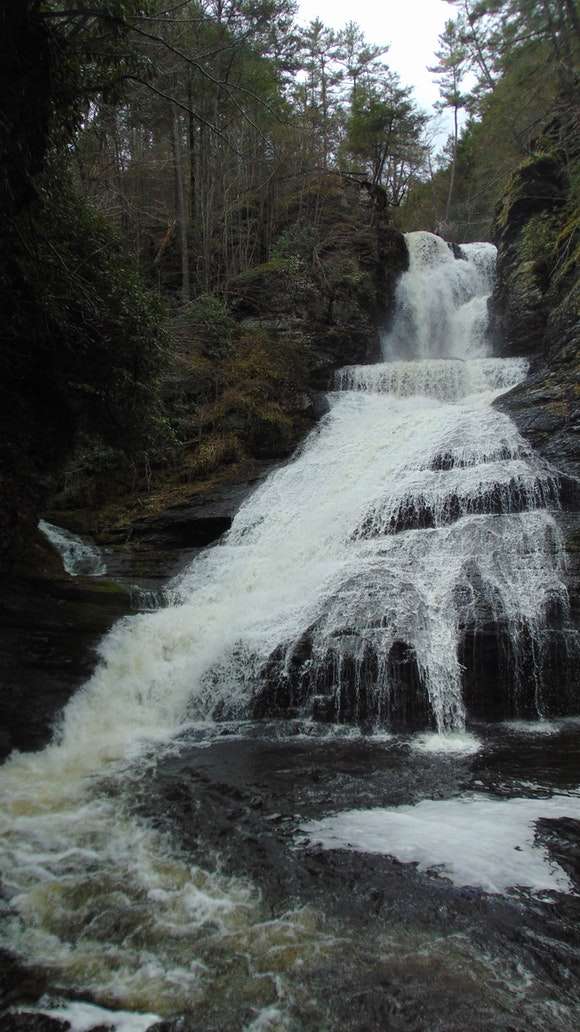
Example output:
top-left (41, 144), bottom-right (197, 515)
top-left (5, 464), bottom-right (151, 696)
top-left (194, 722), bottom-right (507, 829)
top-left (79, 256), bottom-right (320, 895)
top-left (490, 108), bottom-right (580, 692)
top-left (490, 153), bottom-right (568, 359)
top-left (495, 368), bottom-right (580, 485)
top-left (0, 567), bottom-right (129, 761)
top-left (536, 816), bottom-right (580, 888)
top-left (460, 621), bottom-right (579, 721)
top-left (0, 951), bottom-right (48, 1011)
top-left (112, 468), bottom-right (273, 550)
top-left (252, 632), bottom-right (432, 729)
top-left (0, 1016), bottom-right (71, 1032)
top-left (310, 390), bottom-right (331, 418)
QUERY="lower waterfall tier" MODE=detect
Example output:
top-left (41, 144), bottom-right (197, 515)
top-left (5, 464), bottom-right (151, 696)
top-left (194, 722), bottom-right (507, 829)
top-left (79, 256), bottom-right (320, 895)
top-left (165, 376), bottom-right (577, 734)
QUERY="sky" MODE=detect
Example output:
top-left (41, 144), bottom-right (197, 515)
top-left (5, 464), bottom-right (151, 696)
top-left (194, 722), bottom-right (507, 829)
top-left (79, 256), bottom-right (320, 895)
top-left (297, 0), bottom-right (454, 120)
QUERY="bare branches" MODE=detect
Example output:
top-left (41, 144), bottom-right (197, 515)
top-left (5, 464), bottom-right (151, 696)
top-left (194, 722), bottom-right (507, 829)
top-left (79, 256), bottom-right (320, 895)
top-left (125, 20), bottom-right (282, 122)
top-left (126, 75), bottom-right (242, 154)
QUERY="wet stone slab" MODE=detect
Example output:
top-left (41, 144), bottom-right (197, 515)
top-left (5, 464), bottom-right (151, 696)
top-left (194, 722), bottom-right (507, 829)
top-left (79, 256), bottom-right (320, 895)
top-left (124, 721), bottom-right (580, 1031)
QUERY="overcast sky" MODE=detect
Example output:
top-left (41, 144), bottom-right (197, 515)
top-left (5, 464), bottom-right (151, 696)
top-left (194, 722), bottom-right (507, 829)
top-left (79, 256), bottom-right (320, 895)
top-left (297, 0), bottom-right (453, 118)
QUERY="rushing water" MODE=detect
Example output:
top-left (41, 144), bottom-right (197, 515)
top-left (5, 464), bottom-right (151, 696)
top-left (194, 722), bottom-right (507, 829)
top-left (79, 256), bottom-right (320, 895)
top-left (1, 232), bottom-right (578, 1030)
top-left (39, 520), bottom-right (106, 577)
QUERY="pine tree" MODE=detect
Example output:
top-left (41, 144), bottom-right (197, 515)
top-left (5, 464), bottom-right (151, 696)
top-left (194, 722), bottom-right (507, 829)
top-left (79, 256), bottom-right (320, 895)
top-left (429, 19), bottom-right (468, 222)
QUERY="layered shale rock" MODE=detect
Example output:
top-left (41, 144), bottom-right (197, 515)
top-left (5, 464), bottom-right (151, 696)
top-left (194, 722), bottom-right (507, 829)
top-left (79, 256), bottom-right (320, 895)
top-left (491, 103), bottom-right (580, 645)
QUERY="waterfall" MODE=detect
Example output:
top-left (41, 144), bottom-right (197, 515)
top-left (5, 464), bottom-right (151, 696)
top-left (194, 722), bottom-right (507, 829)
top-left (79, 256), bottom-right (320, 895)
top-left (7, 229), bottom-right (574, 746)
top-left (39, 520), bottom-right (106, 577)
top-left (0, 231), bottom-right (575, 1019)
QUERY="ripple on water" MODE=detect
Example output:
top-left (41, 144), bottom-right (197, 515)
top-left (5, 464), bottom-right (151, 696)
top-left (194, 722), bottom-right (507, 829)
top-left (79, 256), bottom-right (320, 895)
top-left (502, 720), bottom-right (562, 736)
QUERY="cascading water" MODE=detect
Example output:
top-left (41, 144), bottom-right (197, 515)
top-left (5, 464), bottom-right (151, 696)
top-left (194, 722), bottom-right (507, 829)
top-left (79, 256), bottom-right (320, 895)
top-left (39, 520), bottom-right (106, 577)
top-left (1, 231), bottom-right (576, 1026)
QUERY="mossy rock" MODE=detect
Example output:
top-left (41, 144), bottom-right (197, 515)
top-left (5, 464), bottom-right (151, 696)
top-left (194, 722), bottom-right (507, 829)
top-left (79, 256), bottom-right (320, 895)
top-left (495, 154), bottom-right (566, 239)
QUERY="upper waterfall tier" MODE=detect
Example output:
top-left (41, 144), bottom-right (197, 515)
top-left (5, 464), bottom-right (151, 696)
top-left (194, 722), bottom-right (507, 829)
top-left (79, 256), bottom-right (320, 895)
top-left (382, 230), bottom-right (497, 361)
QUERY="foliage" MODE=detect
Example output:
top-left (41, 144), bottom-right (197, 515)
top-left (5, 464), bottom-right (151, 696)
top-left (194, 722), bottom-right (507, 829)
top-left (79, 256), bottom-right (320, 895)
top-left (174, 294), bottom-right (236, 358)
top-left (404, 0), bottom-right (579, 239)
top-left (341, 76), bottom-right (427, 204)
top-left (199, 326), bottom-right (308, 459)
top-left (271, 223), bottom-right (319, 262)
top-left (1, 168), bottom-right (168, 458)
top-left (0, 3), bottom-right (171, 561)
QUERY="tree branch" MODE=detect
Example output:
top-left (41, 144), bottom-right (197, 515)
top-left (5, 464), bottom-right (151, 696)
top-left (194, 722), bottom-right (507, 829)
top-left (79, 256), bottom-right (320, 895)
top-left (126, 76), bottom-right (242, 154)
top-left (125, 21), bottom-right (282, 121)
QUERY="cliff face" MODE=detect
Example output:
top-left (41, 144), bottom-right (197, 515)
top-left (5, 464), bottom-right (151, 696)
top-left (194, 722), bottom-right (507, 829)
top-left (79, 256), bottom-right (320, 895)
top-left (491, 105), bottom-right (580, 632)
top-left (491, 109), bottom-right (580, 482)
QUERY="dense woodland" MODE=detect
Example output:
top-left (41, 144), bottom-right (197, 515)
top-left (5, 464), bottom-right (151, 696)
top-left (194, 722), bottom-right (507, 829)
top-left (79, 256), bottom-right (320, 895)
top-left (0, 0), bottom-right (578, 561)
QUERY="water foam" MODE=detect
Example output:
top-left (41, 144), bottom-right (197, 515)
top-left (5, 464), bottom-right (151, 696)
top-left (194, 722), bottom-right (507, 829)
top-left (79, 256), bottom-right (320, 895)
top-left (301, 792), bottom-right (580, 895)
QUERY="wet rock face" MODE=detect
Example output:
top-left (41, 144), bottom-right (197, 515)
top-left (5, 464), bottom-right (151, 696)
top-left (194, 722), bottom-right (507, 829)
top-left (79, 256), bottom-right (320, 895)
top-left (491, 114), bottom-right (580, 658)
top-left (460, 623), bottom-right (578, 721)
top-left (491, 155), bottom-right (568, 360)
top-left (0, 560), bottom-right (129, 761)
top-left (252, 635), bottom-right (433, 729)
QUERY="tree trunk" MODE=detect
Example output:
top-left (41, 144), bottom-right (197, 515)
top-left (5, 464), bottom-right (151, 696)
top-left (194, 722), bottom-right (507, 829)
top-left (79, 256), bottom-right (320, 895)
top-left (171, 106), bottom-right (190, 303)
top-left (445, 104), bottom-right (458, 224)
top-left (187, 73), bottom-right (197, 283)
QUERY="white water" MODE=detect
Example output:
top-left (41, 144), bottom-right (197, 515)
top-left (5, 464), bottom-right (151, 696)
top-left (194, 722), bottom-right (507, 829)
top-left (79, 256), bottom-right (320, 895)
top-left (39, 520), bottom-right (106, 577)
top-left (1, 231), bottom-right (575, 1019)
top-left (381, 234), bottom-right (496, 360)
top-left (300, 791), bottom-right (580, 895)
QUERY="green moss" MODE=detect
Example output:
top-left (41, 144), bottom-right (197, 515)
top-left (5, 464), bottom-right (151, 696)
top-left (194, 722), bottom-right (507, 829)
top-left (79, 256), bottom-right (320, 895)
top-left (495, 154), bottom-right (563, 232)
top-left (519, 212), bottom-right (558, 264)
top-left (229, 257), bottom-right (300, 286)
top-left (87, 579), bottom-right (128, 596)
top-left (553, 207), bottom-right (580, 288)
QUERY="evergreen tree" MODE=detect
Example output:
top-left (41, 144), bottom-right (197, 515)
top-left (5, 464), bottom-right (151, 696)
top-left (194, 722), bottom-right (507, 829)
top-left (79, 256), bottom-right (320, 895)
top-left (429, 18), bottom-right (468, 223)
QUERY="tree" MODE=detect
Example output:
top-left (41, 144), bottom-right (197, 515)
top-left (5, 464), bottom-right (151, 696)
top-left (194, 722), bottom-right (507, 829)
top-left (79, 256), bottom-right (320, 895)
top-left (448, 0), bottom-right (580, 100)
top-left (297, 19), bottom-right (343, 169)
top-left (335, 21), bottom-right (387, 104)
top-left (0, 0), bottom-right (168, 566)
top-left (429, 18), bottom-right (468, 222)
top-left (342, 72), bottom-right (428, 205)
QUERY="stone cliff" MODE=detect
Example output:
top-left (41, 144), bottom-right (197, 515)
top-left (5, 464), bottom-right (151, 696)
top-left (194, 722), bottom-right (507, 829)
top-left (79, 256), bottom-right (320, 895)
top-left (491, 102), bottom-right (580, 634)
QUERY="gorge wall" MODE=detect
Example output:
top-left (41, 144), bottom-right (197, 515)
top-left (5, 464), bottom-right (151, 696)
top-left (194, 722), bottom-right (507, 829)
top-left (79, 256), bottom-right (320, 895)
top-left (491, 103), bottom-right (580, 627)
